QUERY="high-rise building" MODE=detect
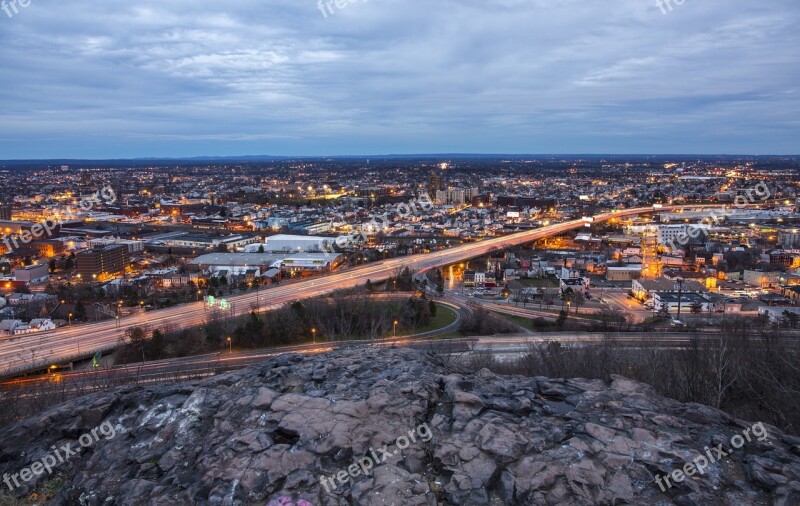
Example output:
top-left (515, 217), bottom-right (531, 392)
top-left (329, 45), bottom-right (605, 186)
top-left (76, 244), bottom-right (127, 280)
top-left (427, 175), bottom-right (445, 195)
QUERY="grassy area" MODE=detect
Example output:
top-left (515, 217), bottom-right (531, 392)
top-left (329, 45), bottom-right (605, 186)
top-left (517, 278), bottom-right (559, 288)
top-left (403, 304), bottom-right (458, 336)
top-left (491, 311), bottom-right (539, 332)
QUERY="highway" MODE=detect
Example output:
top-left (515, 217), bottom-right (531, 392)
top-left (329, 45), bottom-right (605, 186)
top-left (0, 204), bottom-right (729, 377)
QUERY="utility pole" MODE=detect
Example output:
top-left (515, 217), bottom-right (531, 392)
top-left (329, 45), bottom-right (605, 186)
top-left (676, 278), bottom-right (684, 320)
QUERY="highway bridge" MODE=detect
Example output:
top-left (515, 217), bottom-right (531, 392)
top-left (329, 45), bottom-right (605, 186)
top-left (0, 204), bottom-right (732, 377)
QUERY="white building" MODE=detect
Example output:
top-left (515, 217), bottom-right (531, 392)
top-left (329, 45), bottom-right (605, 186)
top-left (191, 252), bottom-right (343, 275)
top-left (1, 317), bottom-right (57, 335)
top-left (247, 235), bottom-right (334, 254)
top-left (653, 293), bottom-right (714, 313)
top-left (627, 224), bottom-right (711, 246)
top-left (88, 237), bottom-right (144, 253)
top-left (0, 320), bottom-right (23, 336)
top-left (27, 319), bottom-right (56, 333)
top-left (14, 264), bottom-right (49, 284)
top-left (743, 270), bottom-right (780, 288)
top-left (560, 277), bottom-right (590, 294)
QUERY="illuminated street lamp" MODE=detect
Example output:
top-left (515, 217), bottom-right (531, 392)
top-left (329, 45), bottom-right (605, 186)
top-left (393, 320), bottom-right (398, 337)
top-left (311, 327), bottom-right (317, 344)
top-left (227, 336), bottom-right (232, 353)
top-left (68, 313), bottom-right (73, 325)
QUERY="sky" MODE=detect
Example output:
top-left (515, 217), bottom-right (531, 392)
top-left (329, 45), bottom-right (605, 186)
top-left (0, 0), bottom-right (798, 159)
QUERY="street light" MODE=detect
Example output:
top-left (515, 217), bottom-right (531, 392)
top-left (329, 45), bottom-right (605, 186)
top-left (311, 327), bottom-right (317, 344)
top-left (393, 320), bottom-right (398, 337)
top-left (68, 313), bottom-right (73, 325)
top-left (227, 336), bottom-right (232, 353)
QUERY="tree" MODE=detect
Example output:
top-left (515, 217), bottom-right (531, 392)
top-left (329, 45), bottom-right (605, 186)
top-left (124, 326), bottom-right (146, 343)
top-left (258, 245), bottom-right (265, 253)
top-left (291, 301), bottom-right (307, 323)
top-left (150, 329), bottom-right (165, 359)
top-left (572, 291), bottom-right (586, 313)
top-left (556, 310), bottom-right (568, 328)
top-left (48, 259), bottom-right (57, 273)
top-left (74, 300), bottom-right (87, 321)
top-left (781, 311), bottom-right (800, 329)
top-left (64, 253), bottom-right (75, 270)
top-left (690, 301), bottom-right (703, 314)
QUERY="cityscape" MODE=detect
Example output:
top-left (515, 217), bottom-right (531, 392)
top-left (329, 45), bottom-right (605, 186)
top-left (1, 0), bottom-right (800, 505)
top-left (0, 157), bottom-right (799, 342)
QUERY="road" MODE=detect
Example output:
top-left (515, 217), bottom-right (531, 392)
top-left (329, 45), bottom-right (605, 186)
top-left (0, 331), bottom-right (729, 397)
top-left (598, 289), bottom-right (653, 323)
top-left (0, 204), bottom-right (729, 377)
top-left (442, 292), bottom-right (601, 328)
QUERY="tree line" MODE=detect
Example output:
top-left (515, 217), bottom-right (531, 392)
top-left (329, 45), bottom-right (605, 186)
top-left (466, 316), bottom-right (800, 435)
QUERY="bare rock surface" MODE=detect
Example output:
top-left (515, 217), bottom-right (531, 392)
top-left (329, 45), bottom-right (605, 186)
top-left (1, 347), bottom-right (800, 505)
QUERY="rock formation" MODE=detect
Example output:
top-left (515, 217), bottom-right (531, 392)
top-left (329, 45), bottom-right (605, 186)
top-left (1, 347), bottom-right (799, 505)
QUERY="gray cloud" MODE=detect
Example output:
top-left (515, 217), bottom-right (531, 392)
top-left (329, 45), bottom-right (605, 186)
top-left (0, 0), bottom-right (798, 157)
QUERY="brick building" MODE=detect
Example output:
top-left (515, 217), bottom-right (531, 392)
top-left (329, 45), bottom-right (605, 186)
top-left (76, 244), bottom-right (128, 279)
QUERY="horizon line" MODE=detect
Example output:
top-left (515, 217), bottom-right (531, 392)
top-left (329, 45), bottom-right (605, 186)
top-left (2, 152), bottom-right (799, 163)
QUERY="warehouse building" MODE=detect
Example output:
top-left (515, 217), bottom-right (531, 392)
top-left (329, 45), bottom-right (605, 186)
top-left (245, 234), bottom-right (335, 254)
top-left (190, 252), bottom-right (343, 277)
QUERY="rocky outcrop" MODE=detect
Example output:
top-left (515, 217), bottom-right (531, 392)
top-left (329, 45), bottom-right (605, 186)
top-left (2, 347), bottom-right (800, 505)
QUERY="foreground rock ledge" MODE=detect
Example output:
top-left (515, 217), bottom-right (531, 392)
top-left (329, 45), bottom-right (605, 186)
top-left (2, 348), bottom-right (800, 505)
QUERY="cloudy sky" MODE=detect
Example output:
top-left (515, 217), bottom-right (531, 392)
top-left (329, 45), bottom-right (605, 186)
top-left (0, 0), bottom-right (798, 158)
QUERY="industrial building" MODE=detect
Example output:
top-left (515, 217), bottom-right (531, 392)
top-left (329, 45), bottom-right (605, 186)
top-left (245, 235), bottom-right (335, 254)
top-left (14, 264), bottom-right (50, 284)
top-left (190, 251), bottom-right (343, 276)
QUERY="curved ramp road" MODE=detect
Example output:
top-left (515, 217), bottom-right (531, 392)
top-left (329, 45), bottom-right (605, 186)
top-left (0, 204), bottom-right (728, 377)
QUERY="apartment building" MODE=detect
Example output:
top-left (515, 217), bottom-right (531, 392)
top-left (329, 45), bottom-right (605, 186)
top-left (76, 244), bottom-right (128, 279)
